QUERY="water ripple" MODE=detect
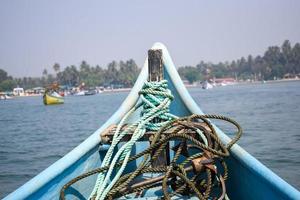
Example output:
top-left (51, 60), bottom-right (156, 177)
top-left (0, 81), bottom-right (300, 197)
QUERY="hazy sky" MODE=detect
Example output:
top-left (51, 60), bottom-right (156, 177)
top-left (0, 0), bottom-right (300, 77)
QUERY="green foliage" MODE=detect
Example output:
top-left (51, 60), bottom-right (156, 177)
top-left (53, 63), bottom-right (60, 73)
top-left (0, 69), bottom-right (9, 83)
top-left (1, 40), bottom-right (300, 90)
top-left (48, 59), bottom-right (139, 88)
top-left (178, 66), bottom-right (201, 83)
top-left (178, 40), bottom-right (300, 81)
top-left (0, 59), bottom-right (140, 90)
top-left (0, 79), bottom-right (16, 91)
top-left (0, 69), bottom-right (16, 91)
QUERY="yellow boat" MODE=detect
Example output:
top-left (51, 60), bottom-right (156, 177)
top-left (43, 92), bottom-right (64, 105)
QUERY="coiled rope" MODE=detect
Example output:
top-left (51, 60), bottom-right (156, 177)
top-left (89, 80), bottom-right (175, 200)
top-left (60, 114), bottom-right (242, 200)
top-left (59, 80), bottom-right (242, 200)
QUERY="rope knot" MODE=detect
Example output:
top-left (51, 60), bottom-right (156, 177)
top-left (139, 80), bottom-right (175, 131)
top-left (89, 79), bottom-right (176, 200)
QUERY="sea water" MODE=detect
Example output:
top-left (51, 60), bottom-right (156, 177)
top-left (0, 81), bottom-right (299, 197)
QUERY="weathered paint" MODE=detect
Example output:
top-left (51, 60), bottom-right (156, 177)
top-left (5, 43), bottom-right (300, 200)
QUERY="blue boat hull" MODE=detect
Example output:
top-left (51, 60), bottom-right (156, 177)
top-left (5, 43), bottom-right (300, 200)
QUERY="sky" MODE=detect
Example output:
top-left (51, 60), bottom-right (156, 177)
top-left (0, 0), bottom-right (300, 77)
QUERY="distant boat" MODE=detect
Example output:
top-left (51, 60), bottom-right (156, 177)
top-left (5, 43), bottom-right (300, 200)
top-left (43, 91), bottom-right (64, 105)
top-left (202, 81), bottom-right (213, 89)
top-left (74, 91), bottom-right (85, 96)
top-left (5, 95), bottom-right (13, 99)
top-left (0, 94), bottom-right (13, 100)
top-left (0, 91), bottom-right (12, 100)
top-left (84, 89), bottom-right (96, 96)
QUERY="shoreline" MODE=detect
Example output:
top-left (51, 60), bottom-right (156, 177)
top-left (6, 78), bottom-right (300, 98)
top-left (185, 78), bottom-right (300, 88)
top-left (236, 78), bottom-right (300, 86)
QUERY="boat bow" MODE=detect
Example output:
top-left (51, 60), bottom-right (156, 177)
top-left (5, 43), bottom-right (300, 200)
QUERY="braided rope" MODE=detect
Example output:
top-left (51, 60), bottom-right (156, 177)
top-left (89, 80), bottom-right (175, 200)
top-left (60, 80), bottom-right (243, 200)
top-left (60, 114), bottom-right (242, 200)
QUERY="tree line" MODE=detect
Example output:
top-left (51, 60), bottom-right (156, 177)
top-left (51, 59), bottom-right (140, 88)
top-left (1, 40), bottom-right (300, 91)
top-left (0, 59), bottom-right (140, 91)
top-left (0, 69), bottom-right (15, 91)
top-left (178, 40), bottom-right (300, 83)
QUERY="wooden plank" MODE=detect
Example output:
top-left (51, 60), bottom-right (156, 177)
top-left (148, 49), bottom-right (163, 82)
top-left (147, 49), bottom-right (169, 167)
top-left (100, 122), bottom-right (211, 144)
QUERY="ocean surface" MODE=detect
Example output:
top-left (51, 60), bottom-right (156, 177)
top-left (0, 81), bottom-right (300, 198)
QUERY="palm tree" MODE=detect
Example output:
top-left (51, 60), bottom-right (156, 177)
top-left (53, 63), bottom-right (60, 75)
top-left (42, 69), bottom-right (48, 77)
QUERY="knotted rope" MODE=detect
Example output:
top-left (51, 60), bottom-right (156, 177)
top-left (89, 80), bottom-right (175, 200)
